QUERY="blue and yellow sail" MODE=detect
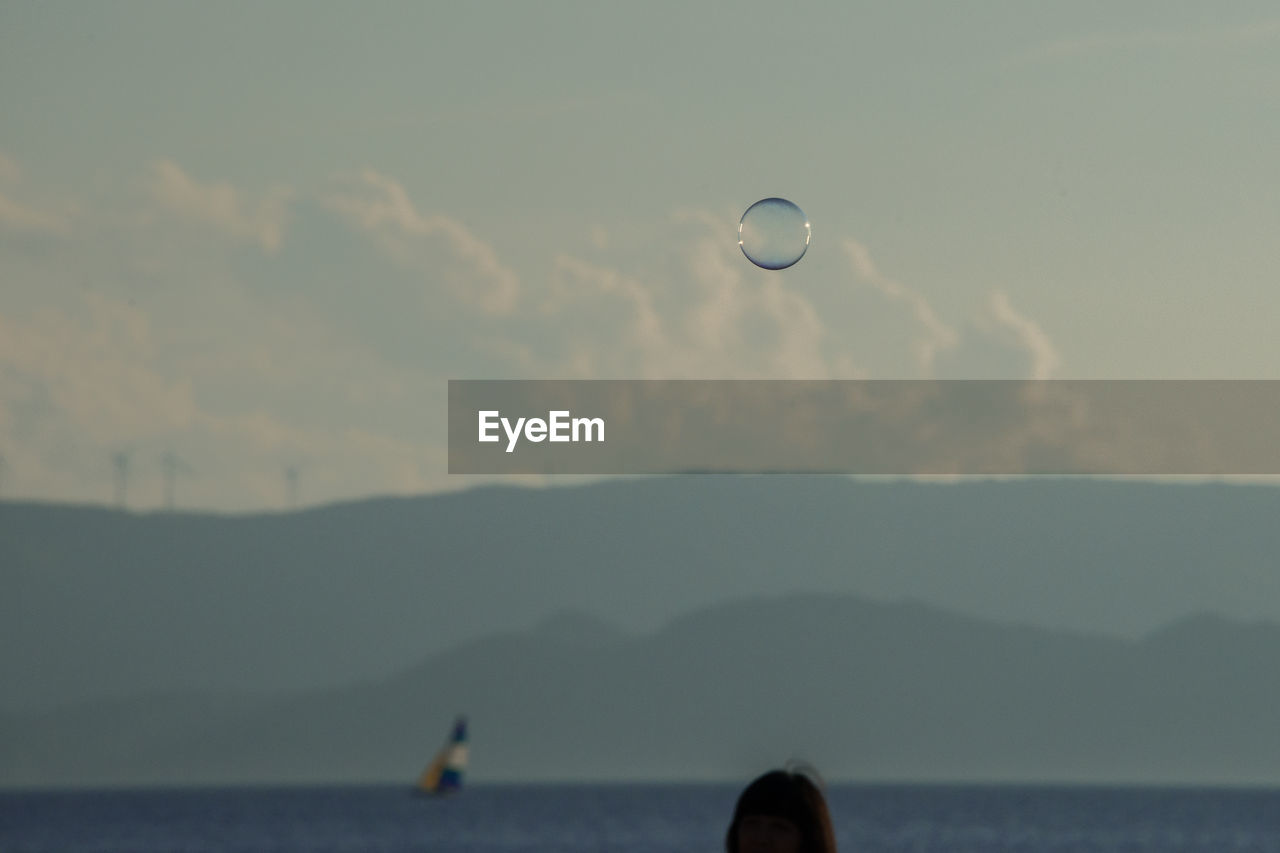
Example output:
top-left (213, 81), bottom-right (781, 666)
top-left (415, 716), bottom-right (468, 795)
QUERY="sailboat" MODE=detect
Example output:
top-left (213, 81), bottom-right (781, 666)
top-left (414, 715), bottom-right (468, 796)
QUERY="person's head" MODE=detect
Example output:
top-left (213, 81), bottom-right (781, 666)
top-left (724, 767), bottom-right (836, 853)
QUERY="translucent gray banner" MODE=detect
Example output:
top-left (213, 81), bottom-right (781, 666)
top-left (448, 380), bottom-right (1280, 475)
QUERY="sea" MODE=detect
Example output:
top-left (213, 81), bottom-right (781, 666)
top-left (3, 783), bottom-right (1280, 852)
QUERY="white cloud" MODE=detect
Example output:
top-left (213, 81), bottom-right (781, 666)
top-left (536, 211), bottom-right (840, 381)
top-left (0, 295), bottom-right (197, 445)
top-left (0, 289), bottom-right (442, 510)
top-left (987, 290), bottom-right (1061, 380)
top-left (0, 194), bottom-right (70, 234)
top-left (841, 238), bottom-right (1062, 380)
top-left (843, 237), bottom-right (958, 375)
top-left (589, 225), bottom-right (609, 251)
top-left (0, 194), bottom-right (443, 510)
top-left (321, 169), bottom-right (520, 315)
top-left (1, 158), bottom-right (1069, 509)
top-left (543, 254), bottom-right (670, 377)
top-left (0, 150), bottom-right (72, 234)
top-left (684, 229), bottom-right (833, 379)
top-left (0, 294), bottom-right (201, 505)
top-left (147, 160), bottom-right (292, 252)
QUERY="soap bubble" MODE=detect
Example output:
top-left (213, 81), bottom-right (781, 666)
top-left (738, 198), bottom-right (810, 270)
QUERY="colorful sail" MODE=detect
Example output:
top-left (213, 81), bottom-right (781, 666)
top-left (416, 716), bottom-right (468, 795)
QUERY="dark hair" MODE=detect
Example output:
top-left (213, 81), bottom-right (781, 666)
top-left (725, 767), bottom-right (837, 853)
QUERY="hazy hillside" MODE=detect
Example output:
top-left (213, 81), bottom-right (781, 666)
top-left (6, 594), bottom-right (1280, 788)
top-left (5, 477), bottom-right (1280, 709)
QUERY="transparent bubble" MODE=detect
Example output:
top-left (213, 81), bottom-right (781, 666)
top-left (738, 198), bottom-right (810, 270)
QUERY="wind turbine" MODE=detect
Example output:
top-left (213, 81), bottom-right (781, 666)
top-left (160, 451), bottom-right (195, 510)
top-left (284, 464), bottom-right (300, 509)
top-left (112, 450), bottom-right (132, 508)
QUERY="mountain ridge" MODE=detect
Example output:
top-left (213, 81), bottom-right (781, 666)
top-left (6, 476), bottom-right (1280, 710)
top-left (6, 591), bottom-right (1280, 788)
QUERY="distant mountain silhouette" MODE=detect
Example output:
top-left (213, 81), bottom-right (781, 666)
top-left (6, 477), bottom-right (1280, 710)
top-left (6, 593), bottom-right (1280, 788)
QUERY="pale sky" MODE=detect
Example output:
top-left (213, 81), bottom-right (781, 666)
top-left (2, 2), bottom-right (1279, 511)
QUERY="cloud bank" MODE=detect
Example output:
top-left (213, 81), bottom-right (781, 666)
top-left (0, 156), bottom-right (1062, 509)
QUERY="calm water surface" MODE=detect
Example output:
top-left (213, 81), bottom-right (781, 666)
top-left (3, 783), bottom-right (1280, 852)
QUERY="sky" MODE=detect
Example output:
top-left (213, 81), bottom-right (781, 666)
top-left (2, 2), bottom-right (1279, 512)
